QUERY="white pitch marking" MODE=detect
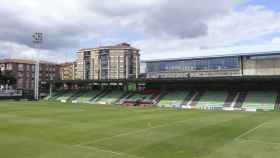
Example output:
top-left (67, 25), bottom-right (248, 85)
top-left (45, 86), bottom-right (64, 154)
top-left (237, 139), bottom-right (280, 146)
top-left (74, 144), bottom-right (144, 158)
top-left (234, 121), bottom-right (269, 141)
top-left (78, 118), bottom-right (191, 146)
top-left (77, 114), bottom-right (237, 146)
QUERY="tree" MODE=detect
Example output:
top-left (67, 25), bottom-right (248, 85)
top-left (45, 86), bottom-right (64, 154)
top-left (0, 70), bottom-right (17, 86)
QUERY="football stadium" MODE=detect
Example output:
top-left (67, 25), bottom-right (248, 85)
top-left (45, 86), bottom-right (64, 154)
top-left (2, 0), bottom-right (280, 157)
top-left (1, 42), bottom-right (280, 158)
top-left (45, 49), bottom-right (280, 112)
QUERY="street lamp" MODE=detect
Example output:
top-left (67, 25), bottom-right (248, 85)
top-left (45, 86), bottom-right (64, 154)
top-left (32, 32), bottom-right (43, 100)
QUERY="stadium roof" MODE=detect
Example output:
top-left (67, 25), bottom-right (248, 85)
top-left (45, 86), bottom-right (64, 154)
top-left (143, 51), bottom-right (280, 63)
top-left (49, 75), bottom-right (280, 84)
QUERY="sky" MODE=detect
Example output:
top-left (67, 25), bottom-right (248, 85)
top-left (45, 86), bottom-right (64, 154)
top-left (0, 0), bottom-right (280, 62)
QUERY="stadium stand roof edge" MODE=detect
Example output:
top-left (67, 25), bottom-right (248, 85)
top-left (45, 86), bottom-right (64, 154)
top-left (142, 51), bottom-right (280, 63)
top-left (48, 75), bottom-right (280, 84)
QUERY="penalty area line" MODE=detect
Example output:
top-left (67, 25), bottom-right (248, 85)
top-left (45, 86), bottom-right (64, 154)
top-left (73, 144), bottom-right (144, 158)
top-left (76, 114), bottom-right (235, 146)
top-left (236, 138), bottom-right (280, 146)
top-left (76, 118), bottom-right (192, 146)
top-left (234, 121), bottom-right (269, 141)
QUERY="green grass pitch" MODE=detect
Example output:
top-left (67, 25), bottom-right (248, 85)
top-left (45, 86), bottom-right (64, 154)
top-left (1, 101), bottom-right (280, 158)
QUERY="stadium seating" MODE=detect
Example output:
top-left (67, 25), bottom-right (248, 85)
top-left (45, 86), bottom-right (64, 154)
top-left (233, 92), bottom-right (247, 108)
top-left (117, 93), bottom-right (134, 104)
top-left (55, 91), bottom-right (78, 101)
top-left (96, 90), bottom-right (126, 104)
top-left (186, 91), bottom-right (203, 107)
top-left (157, 91), bottom-right (188, 108)
top-left (44, 88), bottom-right (280, 112)
top-left (44, 92), bottom-right (58, 100)
top-left (242, 91), bottom-right (277, 110)
top-left (223, 92), bottom-right (237, 107)
top-left (74, 90), bottom-right (101, 103)
top-left (196, 91), bottom-right (228, 109)
top-left (274, 92), bottom-right (280, 110)
top-left (47, 91), bottom-right (66, 101)
top-left (128, 93), bottom-right (154, 102)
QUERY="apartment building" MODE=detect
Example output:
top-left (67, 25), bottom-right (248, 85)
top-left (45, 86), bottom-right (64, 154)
top-left (60, 62), bottom-right (77, 80)
top-left (0, 59), bottom-right (60, 90)
top-left (76, 43), bottom-right (140, 80)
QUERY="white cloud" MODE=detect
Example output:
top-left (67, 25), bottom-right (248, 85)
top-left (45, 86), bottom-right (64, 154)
top-left (272, 37), bottom-right (280, 44)
top-left (137, 5), bottom-right (280, 60)
top-left (0, 41), bottom-right (73, 63)
top-left (0, 0), bottom-right (280, 62)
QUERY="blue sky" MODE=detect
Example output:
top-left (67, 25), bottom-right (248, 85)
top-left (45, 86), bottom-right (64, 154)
top-left (0, 0), bottom-right (280, 62)
top-left (246, 0), bottom-right (280, 11)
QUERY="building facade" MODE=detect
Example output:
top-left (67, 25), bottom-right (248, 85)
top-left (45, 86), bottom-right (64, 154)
top-left (0, 59), bottom-right (60, 90)
top-left (144, 51), bottom-right (280, 78)
top-left (60, 62), bottom-right (77, 80)
top-left (76, 43), bottom-right (140, 80)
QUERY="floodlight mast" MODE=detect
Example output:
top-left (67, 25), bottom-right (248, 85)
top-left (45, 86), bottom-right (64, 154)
top-left (32, 32), bottom-right (43, 101)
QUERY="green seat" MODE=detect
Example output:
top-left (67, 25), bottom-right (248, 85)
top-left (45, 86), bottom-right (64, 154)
top-left (75, 91), bottom-right (101, 103)
top-left (196, 91), bottom-right (227, 109)
top-left (158, 91), bottom-right (188, 108)
top-left (242, 91), bottom-right (277, 110)
top-left (56, 91), bottom-right (77, 101)
top-left (96, 90), bottom-right (125, 104)
top-left (44, 92), bottom-right (58, 100)
top-left (127, 93), bottom-right (156, 102)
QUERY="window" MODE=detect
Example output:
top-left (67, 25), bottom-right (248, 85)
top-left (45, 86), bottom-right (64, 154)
top-left (99, 50), bottom-right (109, 79)
top-left (18, 72), bottom-right (23, 78)
top-left (7, 64), bottom-right (13, 70)
top-left (18, 64), bottom-right (24, 71)
top-left (195, 60), bottom-right (208, 70)
top-left (146, 57), bottom-right (240, 73)
top-left (26, 65), bottom-right (30, 71)
top-left (84, 51), bottom-right (91, 80)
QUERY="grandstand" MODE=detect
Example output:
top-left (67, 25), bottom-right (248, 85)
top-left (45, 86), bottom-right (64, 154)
top-left (73, 90), bottom-right (101, 103)
top-left (275, 92), bottom-right (280, 110)
top-left (127, 93), bottom-right (154, 102)
top-left (53, 91), bottom-right (78, 102)
top-left (195, 91), bottom-right (228, 110)
top-left (223, 91), bottom-right (238, 108)
top-left (43, 92), bottom-right (58, 100)
top-left (121, 89), bottom-right (161, 106)
top-left (185, 91), bottom-right (204, 108)
top-left (44, 82), bottom-right (280, 112)
top-left (122, 93), bottom-right (155, 105)
top-left (232, 91), bottom-right (247, 108)
top-left (157, 91), bottom-right (188, 108)
top-left (47, 91), bottom-right (64, 101)
top-left (95, 89), bottom-right (126, 104)
top-left (44, 86), bottom-right (280, 111)
top-left (242, 91), bottom-right (277, 111)
top-left (48, 89), bottom-right (125, 104)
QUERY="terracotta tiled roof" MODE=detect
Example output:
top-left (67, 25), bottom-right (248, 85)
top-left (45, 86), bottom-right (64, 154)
top-left (0, 59), bottom-right (35, 64)
top-left (0, 59), bottom-right (58, 65)
top-left (59, 62), bottom-right (76, 66)
top-left (78, 43), bottom-right (139, 52)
